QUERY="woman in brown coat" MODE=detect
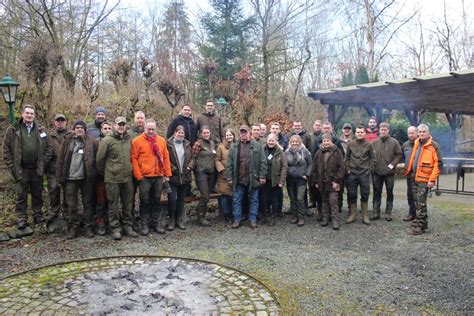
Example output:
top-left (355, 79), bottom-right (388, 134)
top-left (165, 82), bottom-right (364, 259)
top-left (311, 134), bottom-right (346, 230)
top-left (215, 129), bottom-right (236, 223)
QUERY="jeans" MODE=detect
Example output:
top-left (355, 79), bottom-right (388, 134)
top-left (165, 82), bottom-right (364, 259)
top-left (233, 184), bottom-right (259, 222)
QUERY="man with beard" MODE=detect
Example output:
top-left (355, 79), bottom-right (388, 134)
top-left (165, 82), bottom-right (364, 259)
top-left (196, 99), bottom-right (224, 143)
top-left (87, 106), bottom-right (107, 139)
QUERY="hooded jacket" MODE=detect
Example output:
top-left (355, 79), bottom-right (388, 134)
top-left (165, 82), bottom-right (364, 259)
top-left (3, 118), bottom-right (52, 180)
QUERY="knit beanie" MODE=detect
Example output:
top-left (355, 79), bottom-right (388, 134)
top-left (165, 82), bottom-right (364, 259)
top-left (73, 120), bottom-right (87, 130)
top-left (322, 133), bottom-right (331, 141)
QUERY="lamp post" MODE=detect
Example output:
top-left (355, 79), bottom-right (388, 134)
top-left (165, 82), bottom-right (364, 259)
top-left (0, 75), bottom-right (20, 124)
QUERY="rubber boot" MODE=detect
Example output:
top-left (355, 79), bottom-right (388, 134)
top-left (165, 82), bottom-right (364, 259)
top-left (361, 201), bottom-right (370, 225)
top-left (385, 201), bottom-right (393, 221)
top-left (268, 212), bottom-right (276, 226)
top-left (370, 201), bottom-right (381, 220)
top-left (346, 202), bottom-right (358, 224)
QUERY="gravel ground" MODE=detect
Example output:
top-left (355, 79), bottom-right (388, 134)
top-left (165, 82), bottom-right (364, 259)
top-left (1, 175), bottom-right (473, 314)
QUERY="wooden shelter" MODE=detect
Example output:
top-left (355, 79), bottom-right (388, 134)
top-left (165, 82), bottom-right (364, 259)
top-left (307, 69), bottom-right (474, 130)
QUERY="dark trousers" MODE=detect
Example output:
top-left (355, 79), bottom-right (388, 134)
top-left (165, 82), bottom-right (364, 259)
top-left (95, 176), bottom-right (108, 219)
top-left (168, 183), bottom-right (188, 223)
top-left (46, 173), bottom-right (64, 221)
top-left (348, 173), bottom-right (370, 203)
top-left (372, 174), bottom-right (395, 205)
top-left (338, 174), bottom-right (350, 210)
top-left (15, 168), bottom-right (43, 224)
top-left (65, 179), bottom-right (94, 228)
top-left (406, 177), bottom-right (416, 216)
top-left (309, 182), bottom-right (322, 212)
top-left (138, 177), bottom-right (164, 226)
top-left (105, 181), bottom-right (134, 230)
top-left (260, 182), bottom-right (282, 216)
top-left (194, 171), bottom-right (216, 214)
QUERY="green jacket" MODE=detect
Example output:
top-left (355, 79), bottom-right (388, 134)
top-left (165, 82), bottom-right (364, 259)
top-left (47, 129), bottom-right (70, 175)
top-left (2, 118), bottom-right (52, 180)
top-left (264, 144), bottom-right (288, 187)
top-left (227, 140), bottom-right (267, 190)
top-left (96, 130), bottom-right (133, 183)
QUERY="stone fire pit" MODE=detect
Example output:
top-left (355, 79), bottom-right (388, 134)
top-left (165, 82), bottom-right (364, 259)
top-left (0, 256), bottom-right (280, 315)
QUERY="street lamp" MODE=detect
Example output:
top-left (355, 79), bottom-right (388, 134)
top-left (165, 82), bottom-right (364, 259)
top-left (0, 75), bottom-right (20, 124)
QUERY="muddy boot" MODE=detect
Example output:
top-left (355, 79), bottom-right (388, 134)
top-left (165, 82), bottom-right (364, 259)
top-left (112, 228), bottom-right (122, 240)
top-left (123, 225), bottom-right (138, 238)
top-left (316, 206), bottom-right (323, 222)
top-left (370, 201), bottom-right (381, 220)
top-left (197, 207), bottom-right (211, 227)
top-left (332, 220), bottom-right (340, 230)
top-left (140, 221), bottom-right (149, 236)
top-left (84, 227), bottom-right (94, 238)
top-left (385, 201), bottom-right (393, 221)
top-left (297, 218), bottom-right (305, 227)
top-left (346, 202), bottom-right (358, 224)
top-left (67, 225), bottom-right (78, 239)
top-left (268, 212), bottom-right (276, 226)
top-left (177, 217), bottom-right (186, 230)
top-left (155, 221), bottom-right (166, 234)
top-left (167, 218), bottom-right (175, 231)
top-left (361, 201), bottom-right (370, 225)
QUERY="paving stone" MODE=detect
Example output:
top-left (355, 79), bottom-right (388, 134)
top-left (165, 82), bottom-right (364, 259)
top-left (0, 256), bottom-right (281, 314)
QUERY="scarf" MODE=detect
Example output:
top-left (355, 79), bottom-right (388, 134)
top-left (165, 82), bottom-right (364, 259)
top-left (144, 134), bottom-right (164, 171)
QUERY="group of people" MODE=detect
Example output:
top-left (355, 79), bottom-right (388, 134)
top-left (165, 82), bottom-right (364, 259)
top-left (3, 100), bottom-right (442, 240)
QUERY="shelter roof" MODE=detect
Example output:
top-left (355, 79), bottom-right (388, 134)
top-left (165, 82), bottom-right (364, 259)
top-left (307, 69), bottom-right (474, 115)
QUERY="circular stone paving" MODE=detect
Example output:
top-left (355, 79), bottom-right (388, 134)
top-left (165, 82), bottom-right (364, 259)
top-left (0, 256), bottom-right (280, 315)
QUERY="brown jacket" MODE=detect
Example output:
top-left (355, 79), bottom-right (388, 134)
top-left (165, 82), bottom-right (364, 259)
top-left (311, 145), bottom-right (345, 191)
top-left (196, 112), bottom-right (224, 143)
top-left (215, 141), bottom-right (233, 195)
top-left (3, 119), bottom-right (52, 180)
top-left (57, 133), bottom-right (98, 184)
top-left (371, 135), bottom-right (402, 176)
top-left (167, 137), bottom-right (192, 186)
top-left (47, 129), bottom-right (70, 175)
top-left (264, 144), bottom-right (288, 187)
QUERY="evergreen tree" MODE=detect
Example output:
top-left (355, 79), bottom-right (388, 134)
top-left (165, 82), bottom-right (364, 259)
top-left (200, 0), bottom-right (254, 80)
top-left (354, 65), bottom-right (369, 84)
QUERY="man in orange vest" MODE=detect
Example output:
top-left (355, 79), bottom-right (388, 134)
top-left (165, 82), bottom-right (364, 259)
top-left (404, 124), bottom-right (442, 235)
